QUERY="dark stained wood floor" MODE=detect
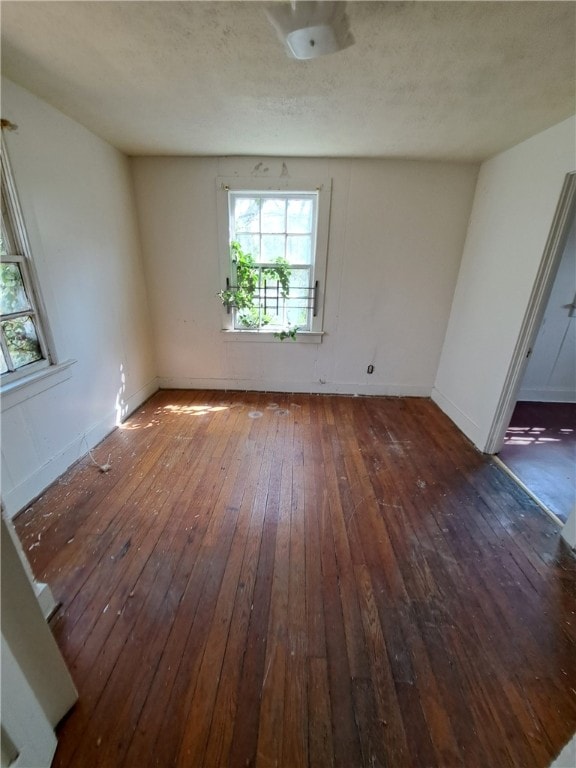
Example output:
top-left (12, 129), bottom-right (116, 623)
top-left (15, 390), bottom-right (576, 768)
top-left (499, 401), bottom-right (576, 523)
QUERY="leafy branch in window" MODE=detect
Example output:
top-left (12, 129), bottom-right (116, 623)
top-left (273, 325), bottom-right (298, 341)
top-left (1, 263), bottom-right (27, 312)
top-left (219, 241), bottom-right (258, 310)
top-left (3, 316), bottom-right (42, 366)
top-left (218, 241), bottom-right (299, 339)
top-left (0, 263), bottom-right (43, 370)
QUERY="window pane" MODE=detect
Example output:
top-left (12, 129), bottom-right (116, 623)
top-left (236, 305), bottom-right (263, 329)
top-left (287, 199), bottom-right (313, 234)
top-left (2, 316), bottom-right (43, 368)
top-left (234, 198), bottom-right (260, 233)
top-left (225, 187), bottom-right (324, 333)
top-left (261, 199), bottom-right (285, 233)
top-left (286, 268), bottom-right (311, 329)
top-left (262, 279), bottom-right (285, 328)
top-left (0, 346), bottom-right (8, 373)
top-left (0, 263), bottom-right (32, 314)
top-left (236, 234), bottom-right (260, 261)
top-left (261, 235), bottom-right (285, 262)
top-left (287, 235), bottom-right (312, 265)
top-left (261, 277), bottom-right (285, 325)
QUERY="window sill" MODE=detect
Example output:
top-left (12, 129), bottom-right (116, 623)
top-left (1, 359), bottom-right (76, 412)
top-left (221, 330), bottom-right (324, 344)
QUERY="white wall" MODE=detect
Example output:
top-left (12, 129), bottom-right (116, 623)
top-left (1, 79), bottom-right (157, 518)
top-left (131, 156), bottom-right (477, 395)
top-left (519, 212), bottom-right (575, 402)
top-left (433, 117), bottom-right (576, 450)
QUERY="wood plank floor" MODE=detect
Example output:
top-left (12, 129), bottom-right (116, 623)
top-left (15, 390), bottom-right (576, 768)
top-left (498, 401), bottom-right (576, 523)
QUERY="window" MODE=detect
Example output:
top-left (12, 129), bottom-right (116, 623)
top-left (218, 178), bottom-right (331, 339)
top-left (1, 138), bottom-right (51, 383)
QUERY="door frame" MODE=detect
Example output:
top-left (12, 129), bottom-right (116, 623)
top-left (484, 172), bottom-right (576, 454)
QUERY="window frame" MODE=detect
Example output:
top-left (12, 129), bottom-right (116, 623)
top-left (217, 177), bottom-right (332, 341)
top-left (1, 135), bottom-right (54, 387)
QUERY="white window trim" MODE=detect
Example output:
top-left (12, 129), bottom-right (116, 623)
top-left (1, 133), bottom-right (64, 391)
top-left (216, 176), bottom-right (332, 342)
top-left (0, 253), bottom-right (50, 381)
top-left (221, 329), bottom-right (325, 343)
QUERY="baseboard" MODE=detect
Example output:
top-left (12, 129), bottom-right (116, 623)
top-left (119, 377), bottom-right (159, 421)
top-left (34, 582), bottom-right (58, 620)
top-left (431, 387), bottom-right (484, 450)
top-left (158, 377), bottom-right (432, 398)
top-left (517, 388), bottom-right (576, 403)
top-left (4, 415), bottom-right (116, 519)
top-left (4, 377), bottom-right (159, 519)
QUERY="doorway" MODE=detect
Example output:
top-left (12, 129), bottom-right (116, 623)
top-left (496, 186), bottom-right (576, 523)
top-left (499, 402), bottom-right (575, 523)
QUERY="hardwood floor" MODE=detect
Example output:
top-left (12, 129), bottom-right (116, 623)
top-left (15, 390), bottom-right (576, 768)
top-left (498, 401), bottom-right (576, 523)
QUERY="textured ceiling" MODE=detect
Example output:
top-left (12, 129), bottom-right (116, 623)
top-left (1, 1), bottom-right (575, 161)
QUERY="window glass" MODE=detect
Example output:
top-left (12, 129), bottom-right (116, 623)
top-left (286, 235), bottom-right (312, 265)
top-left (0, 263), bottom-right (32, 314)
top-left (228, 191), bottom-right (318, 332)
top-left (1, 143), bottom-right (51, 380)
top-left (285, 268), bottom-right (310, 328)
top-left (2, 316), bottom-right (43, 368)
top-left (261, 234), bottom-right (285, 262)
top-left (287, 199), bottom-right (313, 234)
top-left (219, 179), bottom-right (330, 338)
top-left (261, 198), bottom-right (285, 233)
top-left (234, 198), bottom-right (260, 233)
top-left (236, 233), bottom-right (260, 261)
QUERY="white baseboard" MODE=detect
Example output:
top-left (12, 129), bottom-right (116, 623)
top-left (158, 377), bottom-right (432, 398)
top-left (4, 378), bottom-right (158, 520)
top-left (34, 582), bottom-right (58, 620)
top-left (518, 387), bottom-right (576, 403)
top-left (431, 387), bottom-right (484, 450)
top-left (119, 377), bottom-right (159, 421)
top-left (4, 415), bottom-right (116, 519)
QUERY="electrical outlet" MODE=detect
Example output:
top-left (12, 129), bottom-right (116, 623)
top-left (367, 364), bottom-right (374, 374)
